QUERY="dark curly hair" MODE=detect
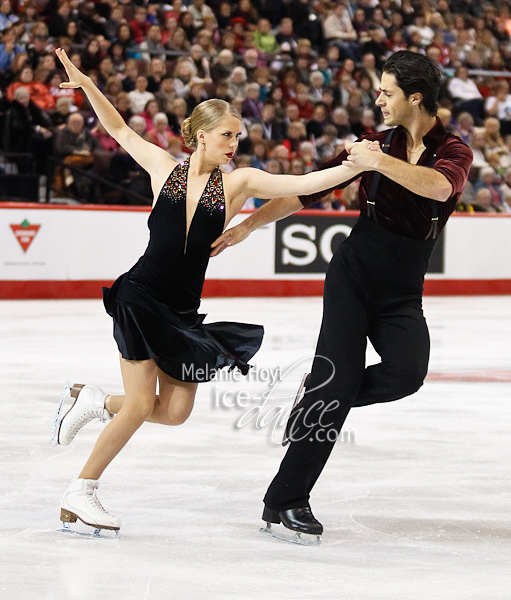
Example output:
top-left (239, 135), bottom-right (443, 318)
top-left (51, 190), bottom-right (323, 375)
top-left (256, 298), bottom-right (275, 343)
top-left (382, 51), bottom-right (442, 116)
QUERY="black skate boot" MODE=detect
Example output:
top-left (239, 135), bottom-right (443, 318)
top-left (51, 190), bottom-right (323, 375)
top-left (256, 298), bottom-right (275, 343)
top-left (260, 504), bottom-right (323, 546)
top-left (282, 373), bottom-right (311, 446)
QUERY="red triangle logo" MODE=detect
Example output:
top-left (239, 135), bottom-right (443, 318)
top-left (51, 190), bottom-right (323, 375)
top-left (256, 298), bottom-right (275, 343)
top-left (10, 219), bottom-right (41, 253)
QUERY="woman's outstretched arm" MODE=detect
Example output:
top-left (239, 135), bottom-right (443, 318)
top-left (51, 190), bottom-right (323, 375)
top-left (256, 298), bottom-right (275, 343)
top-left (55, 48), bottom-right (175, 178)
top-left (227, 158), bottom-right (364, 204)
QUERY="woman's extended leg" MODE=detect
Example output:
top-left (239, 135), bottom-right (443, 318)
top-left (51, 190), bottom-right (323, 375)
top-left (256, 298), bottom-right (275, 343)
top-left (59, 360), bottom-right (198, 532)
top-left (105, 366), bottom-right (198, 426)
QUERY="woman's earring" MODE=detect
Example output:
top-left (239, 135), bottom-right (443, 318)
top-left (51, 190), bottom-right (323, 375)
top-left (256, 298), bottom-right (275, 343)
top-left (202, 141), bottom-right (206, 150)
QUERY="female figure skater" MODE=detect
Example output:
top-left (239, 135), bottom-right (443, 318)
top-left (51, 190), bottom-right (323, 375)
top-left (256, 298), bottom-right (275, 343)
top-left (51, 48), bottom-right (359, 536)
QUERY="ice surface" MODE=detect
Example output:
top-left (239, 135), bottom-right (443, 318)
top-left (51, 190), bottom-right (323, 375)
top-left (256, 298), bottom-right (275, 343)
top-left (0, 297), bottom-right (510, 600)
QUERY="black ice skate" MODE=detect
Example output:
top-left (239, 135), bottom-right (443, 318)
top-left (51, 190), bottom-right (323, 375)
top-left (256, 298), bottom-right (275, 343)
top-left (282, 373), bottom-right (311, 446)
top-left (260, 505), bottom-right (323, 546)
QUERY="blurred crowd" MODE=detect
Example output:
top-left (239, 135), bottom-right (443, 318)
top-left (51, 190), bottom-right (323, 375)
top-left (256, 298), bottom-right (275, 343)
top-left (0, 0), bottom-right (510, 211)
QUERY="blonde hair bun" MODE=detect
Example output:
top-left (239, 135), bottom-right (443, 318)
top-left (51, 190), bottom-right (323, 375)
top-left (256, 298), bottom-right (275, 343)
top-left (181, 117), bottom-right (193, 147)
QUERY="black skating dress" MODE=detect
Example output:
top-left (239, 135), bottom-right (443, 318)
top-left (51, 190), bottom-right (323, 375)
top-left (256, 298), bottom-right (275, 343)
top-left (102, 157), bottom-right (264, 383)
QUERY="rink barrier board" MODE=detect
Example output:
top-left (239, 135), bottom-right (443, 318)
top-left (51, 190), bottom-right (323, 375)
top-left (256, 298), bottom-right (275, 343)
top-left (1, 279), bottom-right (511, 299)
top-left (1, 203), bottom-right (511, 298)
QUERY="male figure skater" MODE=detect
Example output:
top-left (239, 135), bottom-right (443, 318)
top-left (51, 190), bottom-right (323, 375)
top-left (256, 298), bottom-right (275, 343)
top-left (212, 51), bottom-right (473, 543)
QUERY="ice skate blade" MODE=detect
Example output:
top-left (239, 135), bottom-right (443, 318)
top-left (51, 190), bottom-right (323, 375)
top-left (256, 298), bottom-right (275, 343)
top-left (50, 381), bottom-right (71, 446)
top-left (259, 523), bottom-right (321, 546)
top-left (58, 521), bottom-right (120, 539)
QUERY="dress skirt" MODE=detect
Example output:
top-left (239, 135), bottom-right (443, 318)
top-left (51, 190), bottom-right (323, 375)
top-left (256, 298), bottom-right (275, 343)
top-left (102, 274), bottom-right (264, 383)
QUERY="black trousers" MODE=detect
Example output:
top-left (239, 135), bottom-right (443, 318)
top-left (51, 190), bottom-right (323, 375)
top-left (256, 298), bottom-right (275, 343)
top-left (264, 214), bottom-right (438, 510)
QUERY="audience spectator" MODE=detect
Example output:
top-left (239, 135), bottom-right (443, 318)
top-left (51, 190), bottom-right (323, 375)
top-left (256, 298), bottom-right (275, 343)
top-left (210, 49), bottom-right (234, 83)
top-left (469, 129), bottom-right (490, 169)
top-left (453, 112), bottom-right (475, 145)
top-left (258, 101), bottom-right (285, 143)
top-left (155, 75), bottom-right (176, 113)
top-left (114, 22), bottom-right (134, 53)
top-left (53, 112), bottom-right (99, 200)
top-left (103, 75), bottom-right (122, 105)
top-left (282, 120), bottom-right (306, 157)
top-left (473, 187), bottom-right (497, 212)
top-left (499, 168), bottom-right (511, 205)
top-left (3, 86), bottom-right (53, 173)
top-left (173, 58), bottom-right (194, 98)
top-left (241, 82), bottom-right (263, 120)
top-left (185, 77), bottom-right (207, 113)
top-left (331, 106), bottom-right (354, 139)
top-left (276, 18), bottom-right (297, 51)
top-left (238, 122), bottom-right (264, 155)
top-left (315, 123), bottom-right (341, 161)
top-left (254, 18), bottom-right (278, 54)
top-left (128, 75), bottom-right (155, 115)
top-left (115, 91), bottom-right (134, 124)
top-left (299, 141), bottom-right (318, 173)
top-left (138, 24), bottom-right (166, 63)
top-left (130, 6), bottom-right (151, 45)
top-left (166, 96), bottom-right (188, 135)
top-left (51, 96), bottom-right (75, 129)
top-left (80, 37), bottom-right (103, 73)
top-left (323, 2), bottom-right (358, 62)
top-left (0, 28), bottom-right (25, 72)
top-left (7, 65), bottom-right (55, 109)
top-left (475, 166), bottom-right (506, 212)
top-left (228, 66), bottom-right (247, 101)
top-left (140, 98), bottom-right (160, 132)
top-left (145, 113), bottom-right (178, 151)
top-left (48, 0), bottom-right (72, 39)
top-left (2, 0), bottom-right (511, 210)
top-left (121, 59), bottom-right (139, 93)
top-left (0, 0), bottom-right (19, 32)
top-left (485, 81), bottom-right (511, 136)
top-left (448, 65), bottom-right (484, 120)
top-left (189, 44), bottom-right (211, 80)
top-left (178, 12), bottom-right (196, 45)
top-left (306, 103), bottom-right (329, 140)
top-left (189, 0), bottom-right (216, 30)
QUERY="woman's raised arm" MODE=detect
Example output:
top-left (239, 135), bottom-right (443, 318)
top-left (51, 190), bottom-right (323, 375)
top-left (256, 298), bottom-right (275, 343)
top-left (55, 48), bottom-right (176, 178)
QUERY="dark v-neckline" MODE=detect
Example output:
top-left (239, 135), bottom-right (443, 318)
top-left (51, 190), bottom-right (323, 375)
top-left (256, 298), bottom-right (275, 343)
top-left (183, 158), bottom-right (217, 254)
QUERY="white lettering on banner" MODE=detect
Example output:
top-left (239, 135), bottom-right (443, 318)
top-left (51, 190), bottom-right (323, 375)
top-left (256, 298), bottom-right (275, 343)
top-left (319, 224), bottom-right (352, 262)
top-left (281, 224), bottom-right (317, 266)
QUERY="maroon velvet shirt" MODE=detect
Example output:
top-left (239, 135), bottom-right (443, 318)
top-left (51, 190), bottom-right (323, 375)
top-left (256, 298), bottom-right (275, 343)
top-left (299, 118), bottom-right (473, 240)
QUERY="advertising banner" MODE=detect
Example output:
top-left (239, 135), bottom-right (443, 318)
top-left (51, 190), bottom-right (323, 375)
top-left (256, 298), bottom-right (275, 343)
top-left (1, 204), bottom-right (510, 297)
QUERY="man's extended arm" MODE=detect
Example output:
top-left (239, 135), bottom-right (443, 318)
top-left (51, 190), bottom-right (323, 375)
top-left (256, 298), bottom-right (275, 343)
top-left (210, 196), bottom-right (302, 257)
top-left (351, 150), bottom-right (452, 201)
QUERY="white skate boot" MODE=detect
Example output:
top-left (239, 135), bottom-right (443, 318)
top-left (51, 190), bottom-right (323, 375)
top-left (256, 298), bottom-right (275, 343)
top-left (59, 478), bottom-right (121, 538)
top-left (51, 383), bottom-right (112, 446)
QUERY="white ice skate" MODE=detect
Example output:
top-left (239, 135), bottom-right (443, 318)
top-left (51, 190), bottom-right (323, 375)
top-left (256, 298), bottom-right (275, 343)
top-left (50, 383), bottom-right (112, 446)
top-left (59, 478), bottom-right (121, 539)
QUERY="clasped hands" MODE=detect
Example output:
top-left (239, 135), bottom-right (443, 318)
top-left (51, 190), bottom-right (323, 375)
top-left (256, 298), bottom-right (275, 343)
top-left (342, 139), bottom-right (382, 171)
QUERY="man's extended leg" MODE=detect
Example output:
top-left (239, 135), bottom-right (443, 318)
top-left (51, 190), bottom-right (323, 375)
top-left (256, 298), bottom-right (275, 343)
top-left (264, 251), bottom-right (370, 512)
top-left (353, 299), bottom-right (430, 407)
